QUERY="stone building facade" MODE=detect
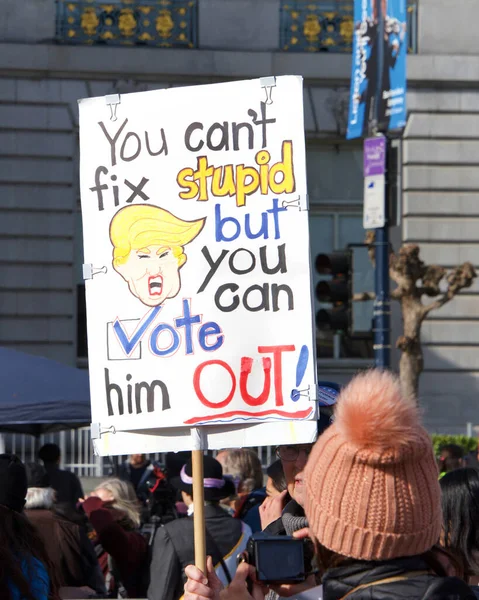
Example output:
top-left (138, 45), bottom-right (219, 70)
top-left (1, 0), bottom-right (478, 433)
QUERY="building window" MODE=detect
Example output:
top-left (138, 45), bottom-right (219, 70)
top-left (307, 144), bottom-right (363, 205)
top-left (307, 144), bottom-right (374, 360)
top-left (56, 0), bottom-right (198, 48)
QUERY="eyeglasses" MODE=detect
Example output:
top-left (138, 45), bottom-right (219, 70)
top-left (276, 444), bottom-right (313, 462)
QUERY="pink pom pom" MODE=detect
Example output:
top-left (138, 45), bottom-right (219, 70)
top-left (334, 370), bottom-right (421, 451)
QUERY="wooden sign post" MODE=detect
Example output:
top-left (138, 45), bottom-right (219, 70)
top-left (192, 448), bottom-right (206, 573)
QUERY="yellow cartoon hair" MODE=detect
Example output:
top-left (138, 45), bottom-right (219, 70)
top-left (110, 204), bottom-right (205, 268)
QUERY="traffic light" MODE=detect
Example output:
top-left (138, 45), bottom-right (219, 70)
top-left (315, 251), bottom-right (352, 333)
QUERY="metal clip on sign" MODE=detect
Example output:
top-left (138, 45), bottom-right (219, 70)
top-left (281, 194), bottom-right (309, 212)
top-left (290, 385), bottom-right (311, 402)
top-left (82, 264), bottom-right (107, 280)
top-left (260, 76), bottom-right (276, 105)
top-left (105, 93), bottom-right (121, 122)
top-left (91, 423), bottom-right (116, 440)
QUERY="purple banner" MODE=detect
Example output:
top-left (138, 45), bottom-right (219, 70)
top-left (364, 136), bottom-right (386, 177)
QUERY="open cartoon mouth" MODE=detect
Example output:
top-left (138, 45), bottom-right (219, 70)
top-left (148, 275), bottom-right (163, 296)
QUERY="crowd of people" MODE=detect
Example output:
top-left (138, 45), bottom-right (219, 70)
top-left (2, 369), bottom-right (479, 599)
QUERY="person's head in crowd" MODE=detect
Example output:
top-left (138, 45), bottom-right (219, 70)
top-left (216, 449), bottom-right (264, 515)
top-left (217, 448), bottom-right (263, 496)
top-left (0, 453), bottom-right (28, 513)
top-left (214, 450), bottom-right (229, 473)
top-left (24, 462), bottom-right (56, 510)
top-left (92, 477), bottom-right (141, 528)
top-left (274, 382), bottom-right (341, 508)
top-left (275, 443), bottom-right (311, 507)
top-left (0, 454), bottom-right (59, 599)
top-left (165, 451), bottom-right (190, 480)
top-left (265, 460), bottom-right (287, 497)
top-left (129, 453), bottom-right (147, 468)
top-left (304, 369), bottom-right (443, 572)
top-left (439, 444), bottom-right (465, 476)
top-left (38, 443), bottom-right (61, 466)
top-left (171, 455), bottom-right (235, 510)
top-left (463, 449), bottom-right (479, 468)
top-left (440, 467), bottom-right (479, 582)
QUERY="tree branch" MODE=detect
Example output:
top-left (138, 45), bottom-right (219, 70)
top-left (353, 292), bottom-right (376, 302)
top-left (418, 265), bottom-right (446, 297)
top-left (389, 244), bottom-right (425, 296)
top-left (391, 288), bottom-right (403, 300)
top-left (422, 262), bottom-right (476, 316)
top-left (365, 231), bottom-right (376, 268)
top-left (389, 265), bottom-right (410, 290)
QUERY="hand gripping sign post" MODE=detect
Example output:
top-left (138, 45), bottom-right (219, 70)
top-left (79, 77), bottom-right (317, 571)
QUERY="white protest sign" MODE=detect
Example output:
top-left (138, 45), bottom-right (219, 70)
top-left (79, 77), bottom-right (317, 453)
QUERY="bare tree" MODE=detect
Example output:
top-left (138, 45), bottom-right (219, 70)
top-left (365, 231), bottom-right (477, 399)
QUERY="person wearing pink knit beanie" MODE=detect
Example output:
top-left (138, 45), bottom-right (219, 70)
top-left (303, 369), bottom-right (476, 599)
top-left (305, 368), bottom-right (441, 561)
top-left (183, 369), bottom-right (476, 600)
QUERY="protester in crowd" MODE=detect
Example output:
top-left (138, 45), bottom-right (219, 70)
top-left (165, 451), bottom-right (191, 480)
top-left (184, 370), bottom-right (477, 600)
top-left (165, 451), bottom-right (191, 515)
top-left (118, 453), bottom-right (154, 502)
top-left (81, 477), bottom-right (148, 598)
top-left (440, 467), bottom-right (479, 585)
top-left (24, 462), bottom-right (105, 596)
top-left (216, 448), bottom-right (265, 532)
top-left (439, 443), bottom-right (465, 478)
top-left (0, 453), bottom-right (59, 600)
top-left (148, 455), bottom-right (252, 600)
top-left (259, 442), bottom-right (310, 534)
top-left (265, 460), bottom-right (287, 497)
top-left (259, 382), bottom-right (341, 537)
top-left (38, 443), bottom-right (83, 508)
top-left (258, 441), bottom-right (319, 598)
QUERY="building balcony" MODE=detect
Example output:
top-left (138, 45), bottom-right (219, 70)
top-left (55, 0), bottom-right (198, 48)
top-left (280, 0), bottom-right (418, 54)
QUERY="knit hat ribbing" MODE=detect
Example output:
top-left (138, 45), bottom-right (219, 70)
top-left (304, 369), bottom-right (442, 561)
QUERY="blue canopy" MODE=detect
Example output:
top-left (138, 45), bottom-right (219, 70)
top-left (0, 347), bottom-right (91, 435)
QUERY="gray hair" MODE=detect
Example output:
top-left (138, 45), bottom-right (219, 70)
top-left (219, 449), bottom-right (263, 494)
top-left (25, 487), bottom-right (56, 510)
top-left (94, 477), bottom-right (141, 528)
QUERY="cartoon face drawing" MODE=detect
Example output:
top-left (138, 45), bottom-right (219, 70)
top-left (110, 205), bottom-right (205, 307)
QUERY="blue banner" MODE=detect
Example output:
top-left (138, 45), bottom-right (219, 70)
top-left (347, 0), bottom-right (407, 139)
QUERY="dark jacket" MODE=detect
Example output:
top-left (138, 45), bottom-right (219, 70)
top-left (43, 463), bottom-right (83, 507)
top-left (322, 556), bottom-right (476, 600)
top-left (148, 503), bottom-right (248, 600)
top-left (26, 508), bottom-right (105, 593)
top-left (235, 488), bottom-right (267, 533)
top-left (82, 496), bottom-right (148, 598)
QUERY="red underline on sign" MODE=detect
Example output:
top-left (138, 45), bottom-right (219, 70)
top-left (184, 407), bottom-right (313, 425)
